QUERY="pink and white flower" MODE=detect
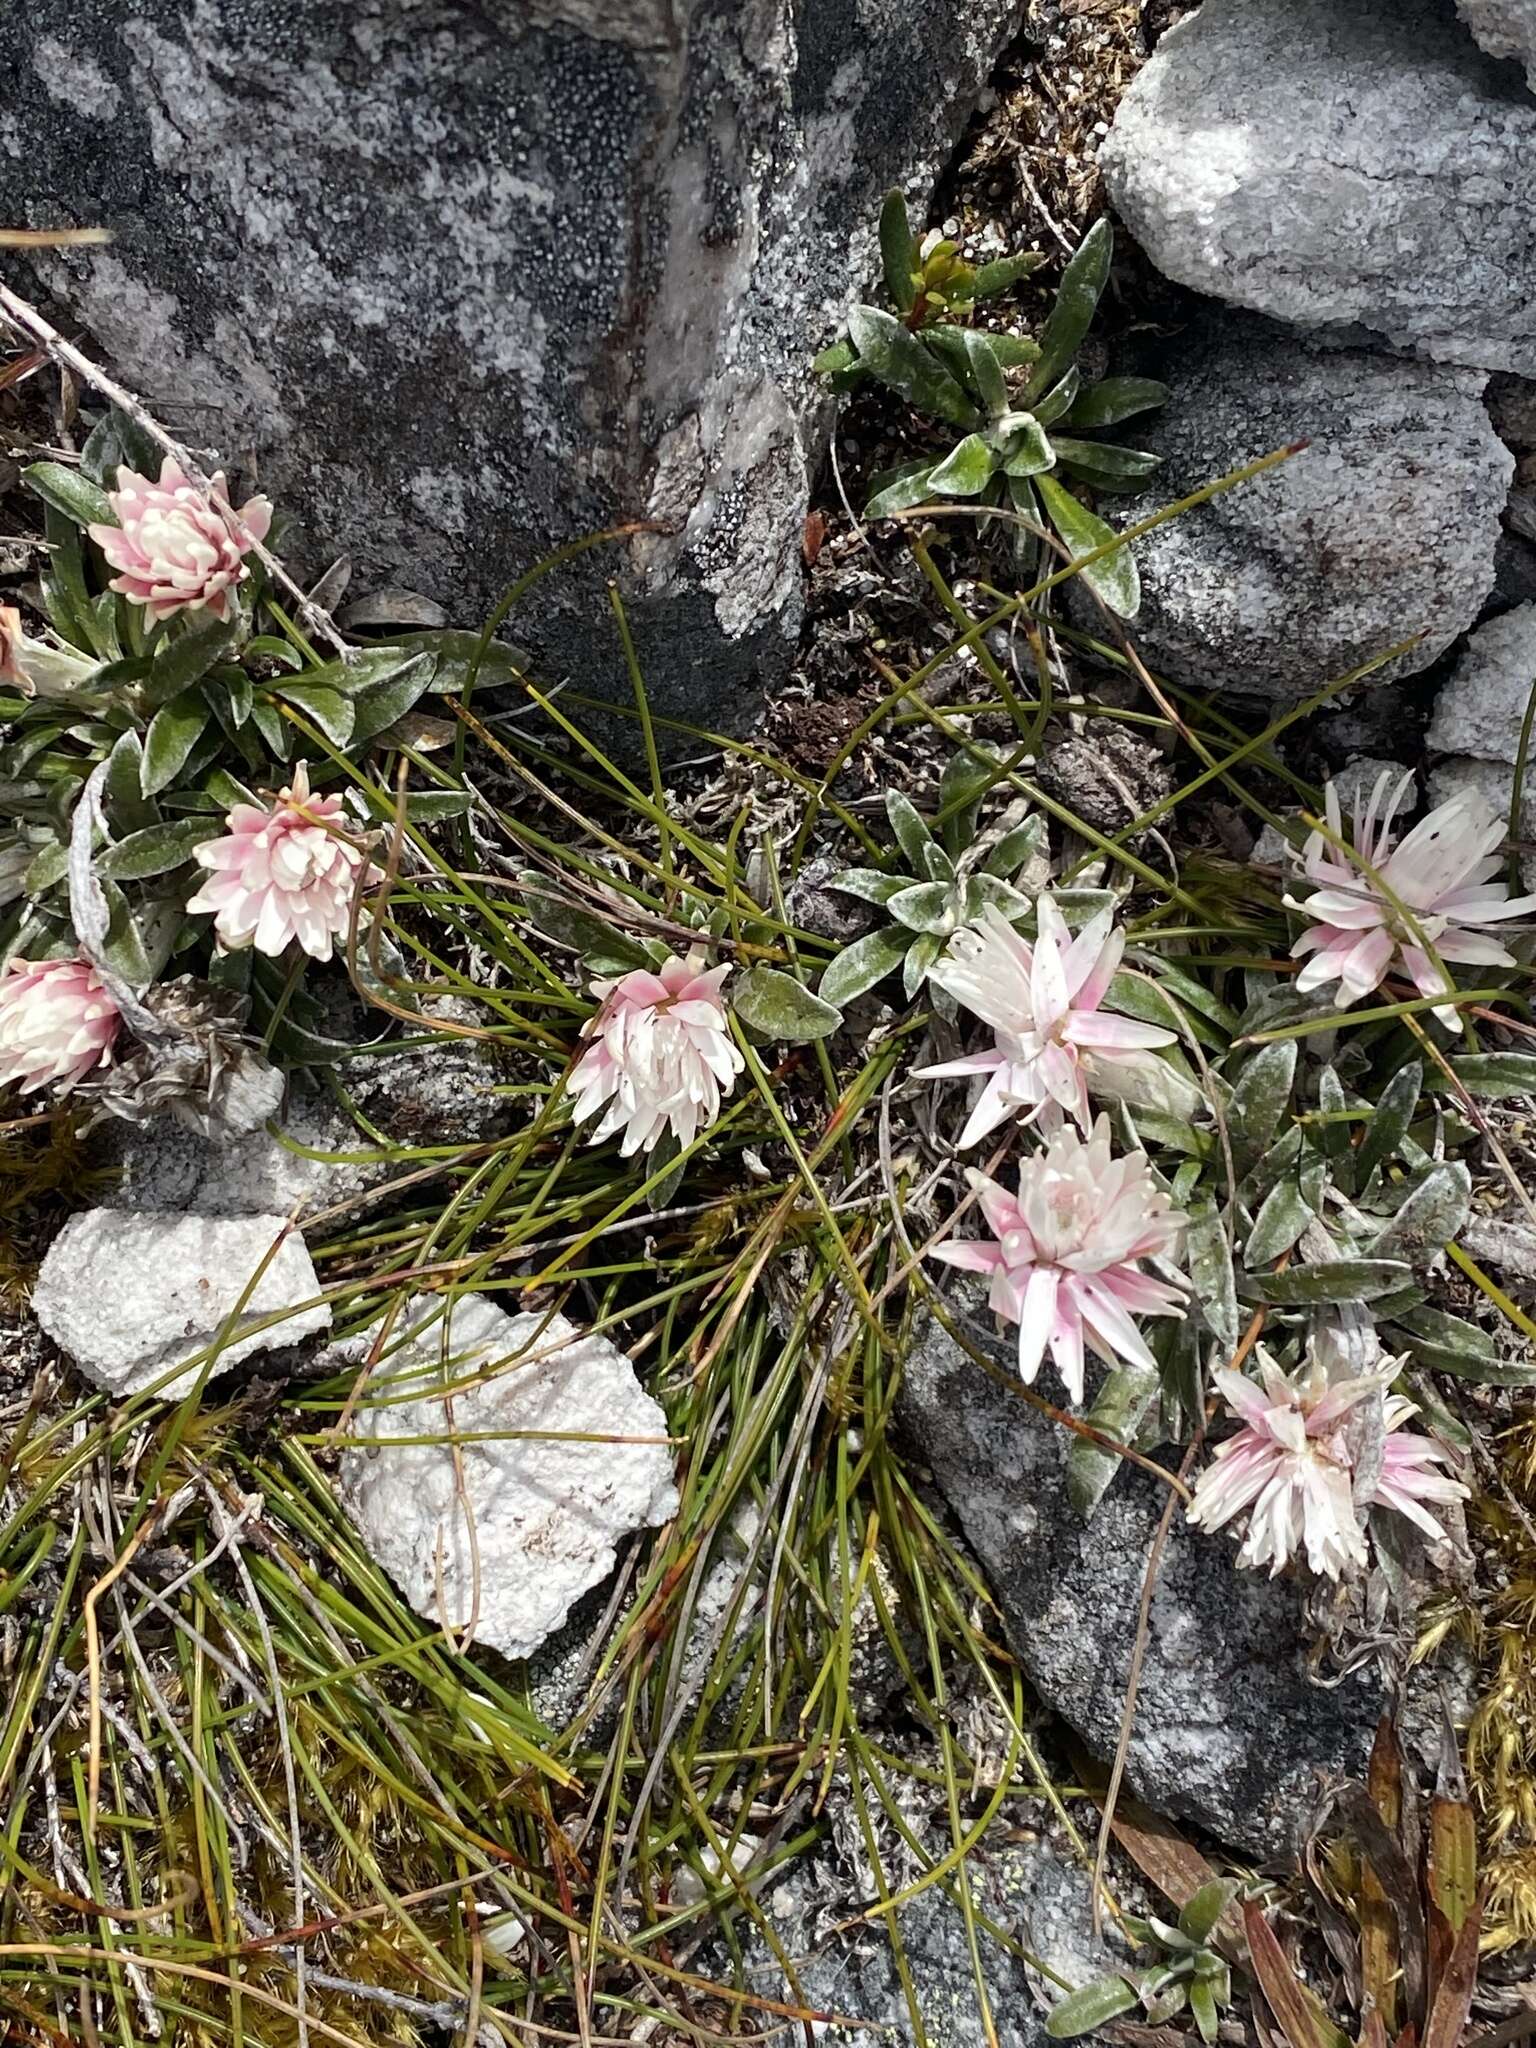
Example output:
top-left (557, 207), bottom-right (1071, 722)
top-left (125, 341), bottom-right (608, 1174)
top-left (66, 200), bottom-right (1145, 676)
top-left (1370, 1392), bottom-right (1468, 1543)
top-left (568, 946), bottom-right (743, 1157)
top-left (917, 898), bottom-right (1176, 1144)
top-left (1188, 1348), bottom-right (1465, 1579)
top-left (0, 603), bottom-right (101, 699)
top-left (0, 954), bottom-right (121, 1095)
top-left (1287, 771), bottom-right (1536, 1031)
top-left (186, 760), bottom-right (371, 961)
top-left (929, 1115), bottom-right (1187, 1402)
top-left (88, 457), bottom-right (272, 623)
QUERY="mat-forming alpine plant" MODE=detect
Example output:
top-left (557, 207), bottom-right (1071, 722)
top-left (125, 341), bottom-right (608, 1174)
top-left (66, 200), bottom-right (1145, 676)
top-left (1287, 770), bottom-right (1536, 1030)
top-left (1187, 1340), bottom-right (1465, 1579)
top-left (0, 955), bottom-right (121, 1095)
top-left (186, 759), bottom-right (373, 962)
top-left (930, 1115), bottom-right (1187, 1402)
top-left (87, 456), bottom-right (272, 623)
top-left (917, 896), bottom-right (1176, 1143)
top-left (568, 946), bottom-right (744, 1157)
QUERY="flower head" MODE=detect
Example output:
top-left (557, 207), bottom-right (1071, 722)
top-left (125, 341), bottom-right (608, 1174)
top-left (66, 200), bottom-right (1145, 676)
top-left (1287, 772), bottom-right (1536, 1031)
top-left (1371, 1393), bottom-right (1468, 1543)
top-left (186, 761), bottom-right (371, 961)
top-left (0, 955), bottom-right (121, 1095)
top-left (568, 946), bottom-right (743, 1157)
top-left (0, 603), bottom-right (101, 699)
top-left (917, 898), bottom-right (1176, 1143)
top-left (1188, 1346), bottom-right (1465, 1579)
top-left (88, 457), bottom-right (272, 623)
top-left (930, 1116), bottom-right (1187, 1401)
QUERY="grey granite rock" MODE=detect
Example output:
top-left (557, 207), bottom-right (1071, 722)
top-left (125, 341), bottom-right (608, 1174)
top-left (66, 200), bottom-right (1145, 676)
top-left (1102, 0), bottom-right (1536, 375)
top-left (96, 1008), bottom-right (515, 1217)
top-left (1487, 375), bottom-right (1536, 450)
top-left (713, 1780), bottom-right (1111, 2048)
top-left (31, 1208), bottom-right (330, 1397)
top-left (898, 1291), bottom-right (1383, 1861)
top-left (1428, 757), bottom-right (1536, 889)
top-left (1428, 603), bottom-right (1536, 763)
top-left (1091, 315), bottom-right (1510, 702)
top-left (1492, 530), bottom-right (1536, 612)
top-left (337, 1293), bottom-right (678, 1661)
top-left (1, 0), bottom-right (1023, 743)
top-left (1456, 0), bottom-right (1536, 85)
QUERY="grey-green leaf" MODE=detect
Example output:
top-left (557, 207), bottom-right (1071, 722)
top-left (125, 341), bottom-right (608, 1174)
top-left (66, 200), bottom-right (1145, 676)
top-left (1067, 1367), bottom-right (1159, 1520)
top-left (985, 815), bottom-right (1047, 878)
top-left (25, 460), bottom-right (114, 532)
top-left (1186, 1201), bottom-right (1238, 1350)
top-left (1246, 1154), bottom-right (1325, 1266)
top-left (1368, 1161), bottom-right (1472, 1262)
top-left (888, 880), bottom-right (960, 935)
top-left (1065, 376), bottom-right (1170, 429)
top-left (1000, 415), bottom-right (1057, 478)
top-left (144, 615), bottom-right (241, 708)
top-left (962, 331), bottom-right (1009, 418)
top-left (864, 459), bottom-right (938, 521)
top-left (1228, 1039), bottom-right (1297, 1182)
top-left (1024, 216), bottom-right (1112, 403)
top-left (1357, 1062), bottom-right (1423, 1184)
top-left (829, 868), bottom-right (907, 908)
top-left (1034, 472), bottom-right (1139, 619)
top-left (1240, 1259), bottom-right (1413, 1306)
top-left (971, 250), bottom-right (1042, 300)
top-left (141, 695), bottom-right (212, 797)
top-left (277, 680), bottom-right (356, 746)
top-left (927, 433), bottom-right (997, 497)
top-left (1179, 1879), bottom-right (1239, 1946)
top-left (846, 305), bottom-right (978, 428)
top-left (903, 931), bottom-right (942, 998)
top-left (733, 965), bottom-right (843, 1043)
top-left (1391, 1304), bottom-right (1536, 1386)
top-left (1448, 1053), bottom-right (1536, 1100)
top-left (1051, 436), bottom-right (1162, 481)
top-left (1032, 366), bottom-right (1081, 428)
top-left (879, 189), bottom-right (916, 312)
top-left (885, 789), bottom-right (938, 869)
top-left (818, 925), bottom-right (913, 1008)
top-left (96, 818), bottom-right (219, 880)
top-left (1046, 1974), bottom-right (1141, 2040)
top-left (346, 653), bottom-right (437, 745)
top-left (938, 742), bottom-right (1000, 854)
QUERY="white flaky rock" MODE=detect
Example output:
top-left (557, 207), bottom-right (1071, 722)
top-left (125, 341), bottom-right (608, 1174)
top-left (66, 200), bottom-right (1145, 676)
top-left (1102, 0), bottom-right (1536, 375)
top-left (338, 1295), bottom-right (679, 1661)
top-left (32, 1208), bottom-right (330, 1397)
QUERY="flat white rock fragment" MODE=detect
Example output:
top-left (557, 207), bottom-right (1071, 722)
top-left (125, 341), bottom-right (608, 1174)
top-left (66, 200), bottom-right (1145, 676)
top-left (32, 1208), bottom-right (330, 1398)
top-left (337, 1294), bottom-right (679, 1661)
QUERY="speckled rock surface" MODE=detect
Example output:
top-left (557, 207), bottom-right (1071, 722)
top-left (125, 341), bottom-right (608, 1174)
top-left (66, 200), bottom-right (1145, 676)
top-left (1088, 314), bottom-right (1510, 702)
top-left (1430, 604), bottom-right (1536, 763)
top-left (899, 1286), bottom-right (1384, 1861)
top-left (1, 0), bottom-right (1022, 741)
top-left (1429, 756), bottom-right (1536, 889)
top-left (337, 1294), bottom-right (678, 1661)
top-left (95, 1003), bottom-right (515, 1216)
top-left (712, 1787), bottom-right (1111, 2048)
top-left (31, 1208), bottom-right (330, 1397)
top-left (1456, 0), bottom-right (1536, 85)
top-left (1102, 0), bottom-right (1536, 374)
top-left (1427, 606), bottom-right (1536, 885)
